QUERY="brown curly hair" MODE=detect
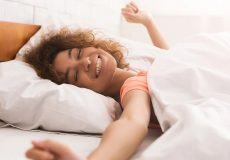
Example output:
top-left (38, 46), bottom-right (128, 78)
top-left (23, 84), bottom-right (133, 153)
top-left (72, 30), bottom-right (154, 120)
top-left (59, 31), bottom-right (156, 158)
top-left (24, 28), bottom-right (129, 84)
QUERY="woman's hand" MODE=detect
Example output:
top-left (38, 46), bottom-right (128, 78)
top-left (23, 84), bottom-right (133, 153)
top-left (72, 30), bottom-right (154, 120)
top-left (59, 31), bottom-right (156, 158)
top-left (121, 1), bottom-right (152, 26)
top-left (122, 1), bottom-right (169, 49)
top-left (26, 140), bottom-right (80, 160)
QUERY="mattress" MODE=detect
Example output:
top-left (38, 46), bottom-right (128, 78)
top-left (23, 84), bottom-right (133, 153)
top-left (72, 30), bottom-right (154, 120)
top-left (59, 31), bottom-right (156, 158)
top-left (0, 127), bottom-right (161, 160)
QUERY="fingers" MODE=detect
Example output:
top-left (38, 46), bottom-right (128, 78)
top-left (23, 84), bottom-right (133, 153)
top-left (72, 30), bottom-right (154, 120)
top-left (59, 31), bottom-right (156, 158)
top-left (32, 141), bottom-right (47, 150)
top-left (121, 8), bottom-right (135, 18)
top-left (122, 9), bottom-right (138, 23)
top-left (121, 6), bottom-right (137, 18)
top-left (122, 1), bottom-right (138, 14)
top-left (126, 2), bottom-right (137, 13)
top-left (33, 140), bottom-right (69, 155)
top-left (26, 148), bottom-right (54, 160)
top-left (122, 12), bottom-right (135, 21)
top-left (129, 1), bottom-right (139, 13)
top-left (121, 7), bottom-right (134, 15)
top-left (27, 140), bottom-right (79, 160)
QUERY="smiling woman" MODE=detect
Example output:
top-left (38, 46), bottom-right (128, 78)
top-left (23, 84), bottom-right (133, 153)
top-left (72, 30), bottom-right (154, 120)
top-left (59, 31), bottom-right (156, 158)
top-left (24, 28), bottom-right (129, 83)
top-left (53, 46), bottom-right (118, 96)
top-left (24, 28), bottom-right (132, 98)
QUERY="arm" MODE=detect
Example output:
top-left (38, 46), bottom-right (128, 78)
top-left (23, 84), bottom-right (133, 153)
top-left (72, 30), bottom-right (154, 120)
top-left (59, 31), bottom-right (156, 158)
top-left (25, 90), bottom-right (151, 160)
top-left (143, 17), bottom-right (169, 50)
top-left (88, 90), bottom-right (151, 160)
top-left (122, 1), bottom-right (169, 50)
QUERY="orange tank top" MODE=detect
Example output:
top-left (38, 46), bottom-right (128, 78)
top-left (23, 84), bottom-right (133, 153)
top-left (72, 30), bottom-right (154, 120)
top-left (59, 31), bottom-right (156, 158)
top-left (120, 71), bottom-right (160, 129)
top-left (120, 71), bottom-right (148, 104)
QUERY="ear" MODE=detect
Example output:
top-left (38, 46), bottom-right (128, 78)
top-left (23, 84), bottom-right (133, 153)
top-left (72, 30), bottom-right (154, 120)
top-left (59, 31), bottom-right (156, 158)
top-left (0, 21), bottom-right (41, 61)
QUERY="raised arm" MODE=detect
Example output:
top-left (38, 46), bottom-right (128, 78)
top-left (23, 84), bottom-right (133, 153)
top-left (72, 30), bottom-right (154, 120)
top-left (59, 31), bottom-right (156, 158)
top-left (122, 1), bottom-right (169, 50)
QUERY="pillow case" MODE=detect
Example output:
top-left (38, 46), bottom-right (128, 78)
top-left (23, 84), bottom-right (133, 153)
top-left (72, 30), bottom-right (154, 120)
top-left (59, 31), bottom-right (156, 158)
top-left (0, 60), bottom-right (121, 133)
top-left (0, 21), bottom-right (40, 61)
top-left (1, 24), bottom-right (164, 133)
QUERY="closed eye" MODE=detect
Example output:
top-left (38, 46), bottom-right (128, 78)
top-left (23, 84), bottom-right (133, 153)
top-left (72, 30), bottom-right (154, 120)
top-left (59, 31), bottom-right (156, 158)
top-left (64, 49), bottom-right (72, 83)
top-left (73, 49), bottom-right (82, 81)
top-left (74, 70), bottom-right (78, 81)
top-left (77, 49), bottom-right (82, 59)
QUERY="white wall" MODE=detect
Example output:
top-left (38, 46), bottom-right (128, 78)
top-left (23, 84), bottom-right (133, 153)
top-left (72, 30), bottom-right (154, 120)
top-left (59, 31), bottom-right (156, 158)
top-left (121, 15), bottom-right (230, 45)
top-left (1, 0), bottom-right (230, 46)
top-left (136, 0), bottom-right (230, 16)
top-left (121, 0), bottom-right (230, 45)
top-left (0, 0), bottom-right (126, 35)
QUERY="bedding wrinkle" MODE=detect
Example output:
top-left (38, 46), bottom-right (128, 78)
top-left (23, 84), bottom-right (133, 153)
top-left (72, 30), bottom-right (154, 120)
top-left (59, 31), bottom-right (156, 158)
top-left (146, 32), bottom-right (230, 160)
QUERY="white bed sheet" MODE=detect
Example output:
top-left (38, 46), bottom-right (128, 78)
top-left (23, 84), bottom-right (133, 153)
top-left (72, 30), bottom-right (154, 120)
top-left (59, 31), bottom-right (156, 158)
top-left (0, 127), bottom-right (161, 160)
top-left (146, 32), bottom-right (230, 160)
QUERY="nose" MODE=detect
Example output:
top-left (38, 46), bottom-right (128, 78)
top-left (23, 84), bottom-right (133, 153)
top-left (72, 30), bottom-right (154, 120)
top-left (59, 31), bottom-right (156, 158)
top-left (70, 57), bottom-right (91, 72)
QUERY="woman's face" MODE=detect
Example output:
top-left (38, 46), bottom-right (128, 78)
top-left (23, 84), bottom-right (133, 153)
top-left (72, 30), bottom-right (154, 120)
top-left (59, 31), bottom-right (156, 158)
top-left (53, 47), bottom-right (117, 94)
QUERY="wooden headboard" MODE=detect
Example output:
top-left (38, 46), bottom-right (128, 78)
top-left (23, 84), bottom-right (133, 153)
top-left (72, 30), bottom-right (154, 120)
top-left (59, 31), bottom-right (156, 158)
top-left (0, 21), bottom-right (41, 61)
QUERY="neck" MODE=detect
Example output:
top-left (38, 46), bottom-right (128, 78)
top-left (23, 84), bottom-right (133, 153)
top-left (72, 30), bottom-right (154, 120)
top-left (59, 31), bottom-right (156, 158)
top-left (103, 68), bottom-right (136, 99)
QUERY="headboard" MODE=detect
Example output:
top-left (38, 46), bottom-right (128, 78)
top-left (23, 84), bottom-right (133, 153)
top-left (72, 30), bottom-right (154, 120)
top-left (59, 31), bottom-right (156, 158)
top-left (0, 21), bottom-right (41, 61)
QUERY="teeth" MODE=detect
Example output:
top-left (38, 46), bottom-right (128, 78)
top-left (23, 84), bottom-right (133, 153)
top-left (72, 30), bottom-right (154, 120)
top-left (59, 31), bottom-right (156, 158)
top-left (96, 57), bottom-right (102, 77)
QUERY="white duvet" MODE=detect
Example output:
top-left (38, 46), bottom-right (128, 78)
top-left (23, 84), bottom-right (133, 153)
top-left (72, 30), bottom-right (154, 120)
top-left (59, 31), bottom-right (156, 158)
top-left (144, 32), bottom-right (230, 160)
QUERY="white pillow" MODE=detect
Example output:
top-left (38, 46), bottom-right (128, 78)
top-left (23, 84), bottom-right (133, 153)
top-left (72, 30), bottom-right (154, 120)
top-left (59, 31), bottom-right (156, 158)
top-left (0, 60), bottom-right (121, 133)
top-left (1, 25), bottom-right (164, 133)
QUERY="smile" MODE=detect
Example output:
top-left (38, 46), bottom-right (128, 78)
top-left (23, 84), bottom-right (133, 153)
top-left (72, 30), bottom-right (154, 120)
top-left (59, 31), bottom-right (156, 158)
top-left (96, 56), bottom-right (102, 77)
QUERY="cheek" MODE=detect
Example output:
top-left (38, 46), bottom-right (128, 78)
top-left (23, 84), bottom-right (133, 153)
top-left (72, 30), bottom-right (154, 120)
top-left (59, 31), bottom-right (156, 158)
top-left (77, 75), bottom-right (90, 88)
top-left (77, 76), bottom-right (100, 92)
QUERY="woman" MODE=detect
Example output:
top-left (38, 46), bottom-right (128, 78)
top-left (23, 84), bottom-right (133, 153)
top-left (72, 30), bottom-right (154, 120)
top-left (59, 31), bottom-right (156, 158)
top-left (25, 2), bottom-right (168, 160)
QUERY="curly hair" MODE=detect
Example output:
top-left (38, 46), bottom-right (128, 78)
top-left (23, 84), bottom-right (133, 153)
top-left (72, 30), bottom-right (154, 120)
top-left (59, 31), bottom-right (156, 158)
top-left (24, 28), bottom-right (129, 84)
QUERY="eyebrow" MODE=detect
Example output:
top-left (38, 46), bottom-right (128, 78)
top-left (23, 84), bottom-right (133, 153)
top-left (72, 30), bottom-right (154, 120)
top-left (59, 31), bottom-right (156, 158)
top-left (64, 49), bottom-right (72, 83)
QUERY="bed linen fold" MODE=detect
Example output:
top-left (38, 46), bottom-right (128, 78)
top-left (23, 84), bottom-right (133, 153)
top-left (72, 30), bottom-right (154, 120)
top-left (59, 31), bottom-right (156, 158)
top-left (145, 32), bottom-right (230, 160)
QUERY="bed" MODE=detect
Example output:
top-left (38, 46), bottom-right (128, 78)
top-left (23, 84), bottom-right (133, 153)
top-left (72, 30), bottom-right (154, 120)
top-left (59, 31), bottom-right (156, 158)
top-left (0, 127), bottom-right (162, 160)
top-left (1, 21), bottom-right (230, 160)
top-left (0, 21), bottom-right (164, 160)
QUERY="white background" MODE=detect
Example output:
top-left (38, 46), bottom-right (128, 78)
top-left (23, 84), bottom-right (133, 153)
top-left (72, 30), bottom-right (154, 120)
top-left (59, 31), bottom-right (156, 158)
top-left (0, 0), bottom-right (230, 46)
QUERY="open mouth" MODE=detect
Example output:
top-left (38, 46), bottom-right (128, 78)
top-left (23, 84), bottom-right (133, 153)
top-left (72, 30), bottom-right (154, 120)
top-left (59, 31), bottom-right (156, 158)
top-left (96, 55), bottom-right (102, 78)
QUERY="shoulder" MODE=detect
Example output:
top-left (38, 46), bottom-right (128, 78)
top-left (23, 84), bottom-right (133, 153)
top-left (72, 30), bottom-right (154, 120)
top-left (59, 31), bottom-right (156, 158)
top-left (120, 71), bottom-right (149, 106)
